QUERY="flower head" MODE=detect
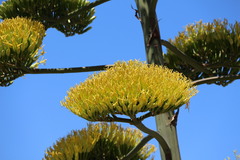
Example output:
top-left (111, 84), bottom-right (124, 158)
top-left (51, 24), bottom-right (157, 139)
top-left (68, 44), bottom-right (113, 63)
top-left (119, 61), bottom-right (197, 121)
top-left (62, 60), bottom-right (197, 121)
top-left (0, 17), bottom-right (45, 86)
top-left (164, 19), bottom-right (240, 86)
top-left (44, 123), bottom-right (156, 160)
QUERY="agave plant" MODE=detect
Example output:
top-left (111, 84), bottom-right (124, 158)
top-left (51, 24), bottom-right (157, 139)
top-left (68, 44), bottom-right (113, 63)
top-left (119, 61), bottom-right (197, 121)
top-left (0, 17), bottom-right (45, 86)
top-left (61, 60), bottom-right (197, 121)
top-left (164, 19), bottom-right (240, 86)
top-left (44, 123), bottom-right (156, 160)
top-left (0, 0), bottom-right (96, 36)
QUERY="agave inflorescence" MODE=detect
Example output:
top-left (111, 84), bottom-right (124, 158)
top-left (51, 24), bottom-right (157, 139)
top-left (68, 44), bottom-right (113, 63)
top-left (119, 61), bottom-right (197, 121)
top-left (61, 60), bottom-right (197, 121)
top-left (0, 0), bottom-right (96, 36)
top-left (44, 123), bottom-right (156, 160)
top-left (164, 19), bottom-right (240, 86)
top-left (0, 17), bottom-right (46, 86)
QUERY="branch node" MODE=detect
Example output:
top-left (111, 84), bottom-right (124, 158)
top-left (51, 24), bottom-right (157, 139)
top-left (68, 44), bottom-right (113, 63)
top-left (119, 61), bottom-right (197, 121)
top-left (131, 5), bottom-right (141, 21)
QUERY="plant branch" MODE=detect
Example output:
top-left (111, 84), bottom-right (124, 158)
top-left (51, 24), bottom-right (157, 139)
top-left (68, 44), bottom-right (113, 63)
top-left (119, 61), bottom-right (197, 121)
top-left (47, 0), bottom-right (110, 25)
top-left (192, 74), bottom-right (240, 86)
top-left (110, 116), bottom-right (133, 124)
top-left (132, 119), bottom-right (172, 160)
top-left (21, 65), bottom-right (112, 74)
top-left (97, 115), bottom-right (133, 124)
top-left (121, 134), bottom-right (154, 160)
top-left (203, 64), bottom-right (240, 69)
top-left (161, 39), bottom-right (212, 75)
top-left (137, 111), bottom-right (153, 121)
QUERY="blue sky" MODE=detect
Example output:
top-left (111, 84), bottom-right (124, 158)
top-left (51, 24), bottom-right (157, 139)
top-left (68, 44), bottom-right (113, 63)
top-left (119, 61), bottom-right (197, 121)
top-left (0, 0), bottom-right (240, 160)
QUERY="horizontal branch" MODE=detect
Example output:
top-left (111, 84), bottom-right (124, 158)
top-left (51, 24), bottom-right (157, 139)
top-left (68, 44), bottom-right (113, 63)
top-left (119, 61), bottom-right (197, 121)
top-left (95, 115), bottom-right (133, 124)
top-left (161, 39), bottom-right (212, 75)
top-left (23, 65), bottom-right (112, 74)
top-left (192, 74), bottom-right (240, 86)
top-left (204, 64), bottom-right (240, 69)
top-left (109, 116), bottom-right (133, 124)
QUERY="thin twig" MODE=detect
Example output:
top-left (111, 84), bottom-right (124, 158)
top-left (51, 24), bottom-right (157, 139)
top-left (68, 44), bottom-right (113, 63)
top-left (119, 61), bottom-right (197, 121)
top-left (137, 111), bottom-right (153, 121)
top-left (192, 74), bottom-right (240, 85)
top-left (131, 5), bottom-right (141, 21)
top-left (121, 135), bottom-right (154, 160)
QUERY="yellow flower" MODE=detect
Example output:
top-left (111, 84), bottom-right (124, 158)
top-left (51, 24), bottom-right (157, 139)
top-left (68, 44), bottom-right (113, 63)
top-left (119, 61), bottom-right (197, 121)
top-left (44, 123), bottom-right (156, 160)
top-left (0, 17), bottom-right (45, 86)
top-left (165, 19), bottom-right (240, 86)
top-left (0, 17), bottom-right (45, 57)
top-left (62, 60), bottom-right (197, 121)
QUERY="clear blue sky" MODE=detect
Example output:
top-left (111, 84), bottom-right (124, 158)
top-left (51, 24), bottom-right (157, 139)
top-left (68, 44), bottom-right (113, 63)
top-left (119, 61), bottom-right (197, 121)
top-left (0, 0), bottom-right (240, 160)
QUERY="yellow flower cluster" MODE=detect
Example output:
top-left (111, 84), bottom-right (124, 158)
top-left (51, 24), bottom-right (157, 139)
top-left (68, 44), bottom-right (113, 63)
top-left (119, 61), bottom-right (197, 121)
top-left (62, 60), bottom-right (197, 121)
top-left (44, 123), bottom-right (156, 160)
top-left (171, 19), bottom-right (240, 55)
top-left (165, 19), bottom-right (240, 85)
top-left (0, 17), bottom-right (45, 58)
top-left (0, 17), bottom-right (45, 86)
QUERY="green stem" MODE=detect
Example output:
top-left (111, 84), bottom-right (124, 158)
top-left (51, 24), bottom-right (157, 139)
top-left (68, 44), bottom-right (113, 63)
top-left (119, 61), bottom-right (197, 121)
top-left (121, 135), bottom-right (154, 160)
top-left (134, 0), bottom-right (164, 65)
top-left (137, 111), bottom-right (153, 121)
top-left (132, 119), bottom-right (172, 160)
top-left (134, 0), bottom-right (179, 159)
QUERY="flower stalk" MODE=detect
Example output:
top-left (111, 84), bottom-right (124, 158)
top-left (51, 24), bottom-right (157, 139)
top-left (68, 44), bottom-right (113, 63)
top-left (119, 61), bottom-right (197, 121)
top-left (134, 0), bottom-right (181, 159)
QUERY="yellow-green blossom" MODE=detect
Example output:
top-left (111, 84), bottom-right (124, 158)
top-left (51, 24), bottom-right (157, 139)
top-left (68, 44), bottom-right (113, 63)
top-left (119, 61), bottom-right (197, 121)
top-left (0, 17), bottom-right (45, 57)
top-left (44, 123), bottom-right (156, 160)
top-left (61, 60), bottom-right (197, 121)
top-left (0, 17), bottom-right (45, 86)
top-left (164, 19), bottom-right (240, 86)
